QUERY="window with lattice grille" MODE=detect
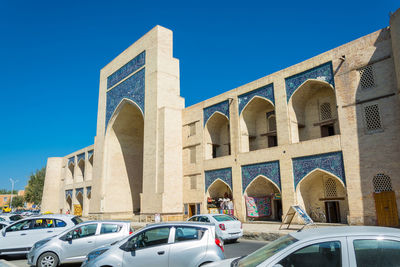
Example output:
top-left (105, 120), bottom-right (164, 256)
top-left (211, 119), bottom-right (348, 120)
top-left (324, 178), bottom-right (338, 198)
top-left (268, 116), bottom-right (276, 132)
top-left (373, 174), bottom-right (393, 193)
top-left (358, 65), bottom-right (375, 89)
top-left (364, 104), bottom-right (382, 132)
top-left (189, 122), bottom-right (196, 136)
top-left (190, 175), bottom-right (197, 190)
top-left (320, 103), bottom-right (332, 121)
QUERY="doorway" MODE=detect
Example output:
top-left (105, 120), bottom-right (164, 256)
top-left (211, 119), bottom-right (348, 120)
top-left (189, 204), bottom-right (196, 217)
top-left (374, 191), bottom-right (399, 227)
top-left (274, 199), bottom-right (282, 221)
top-left (325, 201), bottom-right (340, 223)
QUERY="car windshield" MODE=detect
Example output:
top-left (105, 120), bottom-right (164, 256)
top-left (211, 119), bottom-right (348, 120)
top-left (71, 216), bottom-right (83, 225)
top-left (237, 234), bottom-right (298, 267)
top-left (213, 215), bottom-right (235, 222)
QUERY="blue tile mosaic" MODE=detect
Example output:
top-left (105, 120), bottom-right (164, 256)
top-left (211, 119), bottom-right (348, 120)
top-left (106, 68), bottom-right (145, 128)
top-left (203, 100), bottom-right (230, 126)
top-left (68, 157), bottom-right (75, 166)
top-left (77, 153), bottom-right (85, 163)
top-left (285, 61), bottom-right (334, 102)
top-left (75, 188), bottom-right (84, 197)
top-left (292, 151), bottom-right (345, 189)
top-left (86, 186), bottom-right (92, 197)
top-left (238, 84), bottom-right (275, 115)
top-left (107, 51), bottom-right (145, 89)
top-left (65, 190), bottom-right (73, 199)
top-left (88, 150), bottom-right (94, 159)
top-left (205, 168), bottom-right (232, 192)
top-left (241, 161), bottom-right (281, 192)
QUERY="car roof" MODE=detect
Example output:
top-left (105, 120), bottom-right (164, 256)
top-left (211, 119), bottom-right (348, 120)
top-left (30, 214), bottom-right (77, 220)
top-left (291, 226), bottom-right (400, 241)
top-left (147, 221), bottom-right (214, 227)
top-left (81, 220), bottom-right (131, 224)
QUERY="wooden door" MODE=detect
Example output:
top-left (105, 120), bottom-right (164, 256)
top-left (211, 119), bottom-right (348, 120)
top-left (189, 204), bottom-right (195, 217)
top-left (374, 191), bottom-right (399, 227)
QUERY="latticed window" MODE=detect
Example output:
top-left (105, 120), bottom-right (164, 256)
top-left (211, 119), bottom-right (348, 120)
top-left (268, 116), bottom-right (276, 132)
top-left (320, 102), bottom-right (332, 121)
top-left (189, 122), bottom-right (196, 136)
top-left (373, 173), bottom-right (393, 193)
top-left (358, 65), bottom-right (375, 89)
top-left (324, 178), bottom-right (337, 198)
top-left (190, 175), bottom-right (197, 190)
top-left (364, 104), bottom-right (382, 132)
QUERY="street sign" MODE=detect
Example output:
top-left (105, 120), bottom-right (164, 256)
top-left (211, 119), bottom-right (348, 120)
top-left (279, 205), bottom-right (315, 230)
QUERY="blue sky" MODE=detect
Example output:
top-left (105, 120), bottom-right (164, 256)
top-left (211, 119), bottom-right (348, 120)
top-left (0, 1), bottom-right (398, 190)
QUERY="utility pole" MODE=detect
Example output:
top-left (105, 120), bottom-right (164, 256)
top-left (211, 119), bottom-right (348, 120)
top-left (9, 178), bottom-right (17, 211)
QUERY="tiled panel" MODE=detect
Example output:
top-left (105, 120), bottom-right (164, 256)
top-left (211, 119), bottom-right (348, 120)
top-left (65, 190), bottom-right (73, 199)
top-left (107, 51), bottom-right (146, 89)
top-left (205, 168), bottom-right (232, 191)
top-left (285, 61), bottom-right (334, 102)
top-left (77, 153), bottom-right (85, 163)
top-left (106, 68), bottom-right (145, 127)
top-left (203, 100), bottom-right (230, 126)
top-left (292, 151), bottom-right (345, 189)
top-left (238, 84), bottom-right (275, 115)
top-left (241, 161), bottom-right (281, 192)
top-left (68, 157), bottom-right (75, 166)
top-left (75, 188), bottom-right (84, 197)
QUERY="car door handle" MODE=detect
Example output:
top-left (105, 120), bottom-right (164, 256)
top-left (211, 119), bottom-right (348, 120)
top-left (47, 231), bottom-right (53, 233)
top-left (20, 233), bottom-right (27, 236)
top-left (88, 241), bottom-right (93, 243)
top-left (157, 251), bottom-right (165, 255)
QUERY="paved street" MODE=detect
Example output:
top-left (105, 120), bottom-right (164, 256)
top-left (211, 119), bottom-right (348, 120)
top-left (0, 239), bottom-right (267, 267)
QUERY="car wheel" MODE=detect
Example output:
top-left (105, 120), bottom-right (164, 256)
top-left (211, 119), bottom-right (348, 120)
top-left (231, 238), bottom-right (238, 243)
top-left (37, 252), bottom-right (59, 267)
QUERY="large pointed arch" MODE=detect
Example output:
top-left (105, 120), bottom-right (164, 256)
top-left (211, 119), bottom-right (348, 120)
top-left (105, 98), bottom-right (144, 135)
top-left (243, 175), bottom-right (281, 194)
top-left (204, 112), bottom-right (231, 159)
top-left (295, 168), bottom-right (346, 192)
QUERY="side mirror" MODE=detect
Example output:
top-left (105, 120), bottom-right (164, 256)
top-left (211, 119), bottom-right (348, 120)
top-left (66, 234), bottom-right (73, 241)
top-left (129, 243), bottom-right (138, 251)
top-left (1, 228), bottom-right (6, 237)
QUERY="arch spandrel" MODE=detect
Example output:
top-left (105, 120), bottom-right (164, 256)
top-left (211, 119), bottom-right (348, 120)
top-left (292, 151), bottom-right (346, 189)
top-left (285, 61), bottom-right (334, 102)
top-left (238, 84), bottom-right (275, 115)
top-left (205, 168), bottom-right (232, 192)
top-left (203, 100), bottom-right (230, 126)
top-left (241, 161), bottom-right (281, 193)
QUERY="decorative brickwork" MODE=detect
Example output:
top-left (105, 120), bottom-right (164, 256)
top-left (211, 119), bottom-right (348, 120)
top-left (293, 151), bottom-right (345, 189)
top-left (205, 168), bottom-right (232, 191)
top-left (285, 62), bottom-right (334, 102)
top-left (238, 84), bottom-right (275, 114)
top-left (106, 68), bottom-right (145, 127)
top-left (241, 161), bottom-right (281, 192)
top-left (203, 100), bottom-right (230, 126)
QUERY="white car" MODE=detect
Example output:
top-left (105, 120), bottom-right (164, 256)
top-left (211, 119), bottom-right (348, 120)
top-left (0, 214), bottom-right (82, 255)
top-left (0, 214), bottom-right (23, 223)
top-left (205, 226), bottom-right (400, 267)
top-left (188, 214), bottom-right (242, 242)
top-left (0, 221), bottom-right (9, 230)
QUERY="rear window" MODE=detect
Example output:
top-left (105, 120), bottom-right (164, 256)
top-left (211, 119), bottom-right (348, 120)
top-left (188, 216), bottom-right (198, 222)
top-left (175, 226), bottom-right (205, 242)
top-left (55, 219), bottom-right (67, 227)
top-left (101, 224), bottom-right (122, 234)
top-left (213, 215), bottom-right (235, 222)
top-left (71, 216), bottom-right (83, 225)
top-left (10, 215), bottom-right (22, 221)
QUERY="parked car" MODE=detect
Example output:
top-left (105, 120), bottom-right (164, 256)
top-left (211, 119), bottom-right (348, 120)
top-left (0, 221), bottom-right (9, 230)
top-left (27, 220), bottom-right (132, 266)
top-left (0, 214), bottom-right (23, 223)
top-left (2, 205), bottom-right (11, 213)
top-left (81, 221), bottom-right (225, 267)
top-left (188, 214), bottom-right (243, 242)
top-left (0, 214), bottom-right (82, 255)
top-left (205, 226), bottom-right (400, 267)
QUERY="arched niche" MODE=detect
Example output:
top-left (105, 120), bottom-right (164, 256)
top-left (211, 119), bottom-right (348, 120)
top-left (104, 99), bottom-right (144, 214)
top-left (244, 176), bottom-right (282, 221)
top-left (76, 191), bottom-right (84, 214)
top-left (77, 159), bottom-right (85, 181)
top-left (205, 112), bottom-right (231, 159)
top-left (296, 169), bottom-right (348, 223)
top-left (65, 195), bottom-right (72, 213)
top-left (207, 179), bottom-right (232, 199)
top-left (288, 80), bottom-right (339, 143)
top-left (240, 97), bottom-right (276, 152)
top-left (65, 162), bottom-right (74, 184)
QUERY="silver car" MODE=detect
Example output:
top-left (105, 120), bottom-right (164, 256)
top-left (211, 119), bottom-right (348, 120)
top-left (81, 221), bottom-right (225, 267)
top-left (205, 226), bottom-right (400, 267)
top-left (0, 214), bottom-right (23, 223)
top-left (0, 214), bottom-right (81, 255)
top-left (27, 220), bottom-right (132, 267)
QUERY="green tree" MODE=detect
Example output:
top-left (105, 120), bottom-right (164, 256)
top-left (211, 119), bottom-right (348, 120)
top-left (11, 196), bottom-right (24, 208)
top-left (0, 189), bottom-right (17, 194)
top-left (25, 167), bottom-right (46, 205)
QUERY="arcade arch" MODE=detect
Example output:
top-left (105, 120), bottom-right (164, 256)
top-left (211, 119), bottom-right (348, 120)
top-left (244, 176), bottom-right (282, 221)
top-left (104, 99), bottom-right (144, 214)
top-left (240, 97), bottom-right (277, 152)
top-left (288, 80), bottom-right (339, 143)
top-left (296, 169), bottom-right (348, 223)
top-left (205, 113), bottom-right (231, 159)
top-left (77, 159), bottom-right (85, 181)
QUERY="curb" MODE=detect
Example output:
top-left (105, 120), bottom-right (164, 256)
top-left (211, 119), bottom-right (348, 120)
top-left (242, 231), bottom-right (285, 241)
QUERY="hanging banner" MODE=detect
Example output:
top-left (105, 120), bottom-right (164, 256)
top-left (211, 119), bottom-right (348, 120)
top-left (279, 205), bottom-right (314, 230)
